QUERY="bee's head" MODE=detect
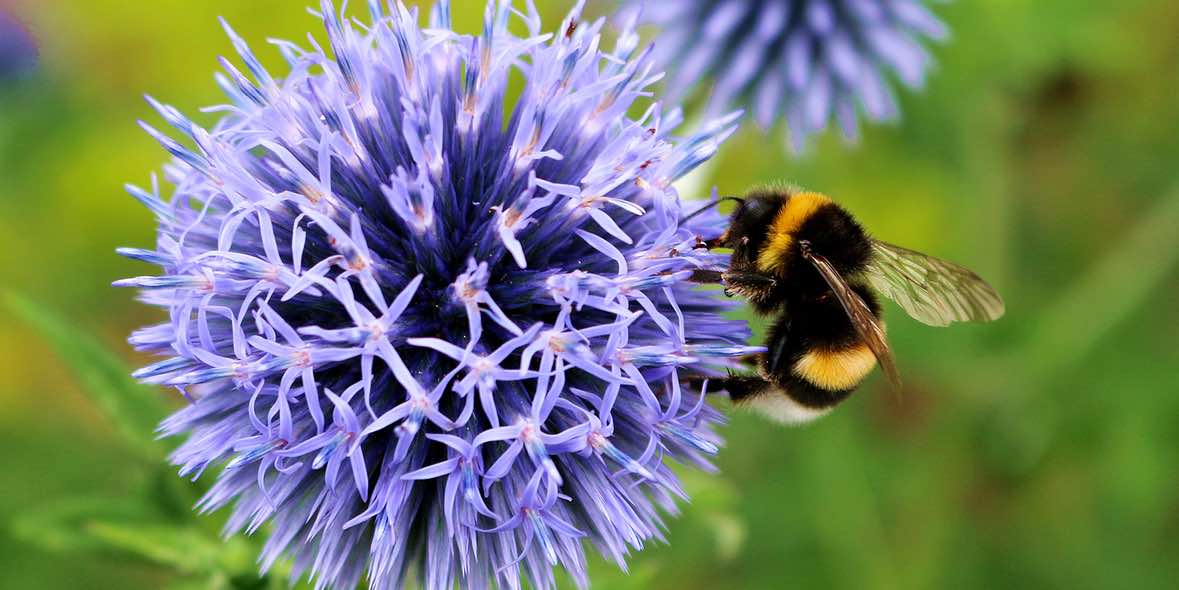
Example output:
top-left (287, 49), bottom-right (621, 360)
top-left (725, 192), bottom-right (783, 265)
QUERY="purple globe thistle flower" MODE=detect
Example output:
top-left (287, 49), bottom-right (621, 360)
top-left (117, 1), bottom-right (759, 588)
top-left (624, 0), bottom-right (950, 150)
top-left (0, 9), bottom-right (38, 80)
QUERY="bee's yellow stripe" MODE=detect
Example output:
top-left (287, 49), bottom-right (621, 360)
top-left (756, 192), bottom-right (831, 273)
top-left (792, 344), bottom-right (877, 392)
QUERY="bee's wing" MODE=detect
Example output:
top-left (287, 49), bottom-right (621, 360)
top-left (864, 241), bottom-right (1006, 327)
top-left (803, 250), bottom-right (903, 393)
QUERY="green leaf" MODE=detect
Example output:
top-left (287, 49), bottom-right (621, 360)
top-left (164, 576), bottom-right (230, 590)
top-left (12, 494), bottom-right (265, 581)
top-left (145, 462), bottom-right (208, 520)
top-left (83, 521), bottom-right (226, 575)
top-left (573, 561), bottom-right (662, 590)
top-left (10, 495), bottom-right (154, 554)
top-left (1019, 184), bottom-right (1179, 384)
top-left (4, 290), bottom-right (170, 461)
top-left (165, 573), bottom-right (276, 590)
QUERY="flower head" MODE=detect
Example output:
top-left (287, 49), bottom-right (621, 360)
top-left (0, 9), bottom-right (37, 80)
top-left (625, 0), bottom-right (950, 150)
top-left (118, 2), bottom-right (760, 588)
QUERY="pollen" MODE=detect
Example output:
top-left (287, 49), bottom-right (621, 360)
top-left (501, 207), bottom-right (523, 228)
top-left (457, 280), bottom-right (480, 301)
top-left (347, 256), bottom-right (369, 271)
top-left (292, 349), bottom-right (313, 368)
top-left (300, 183), bottom-right (324, 203)
top-left (366, 322), bottom-right (385, 342)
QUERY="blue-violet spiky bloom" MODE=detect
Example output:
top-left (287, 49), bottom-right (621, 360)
top-left (624, 0), bottom-right (950, 150)
top-left (0, 9), bottom-right (37, 80)
top-left (117, 1), bottom-right (760, 588)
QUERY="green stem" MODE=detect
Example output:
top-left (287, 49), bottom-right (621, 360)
top-left (1021, 185), bottom-right (1179, 383)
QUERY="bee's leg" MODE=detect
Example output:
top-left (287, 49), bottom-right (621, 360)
top-left (720, 271), bottom-right (777, 301)
top-left (684, 371), bottom-right (771, 398)
top-left (686, 269), bottom-right (779, 313)
top-left (687, 269), bottom-right (725, 284)
top-left (683, 352), bottom-right (764, 393)
top-left (725, 353), bottom-right (762, 368)
top-left (685, 268), bottom-right (777, 297)
top-left (718, 374), bottom-right (776, 404)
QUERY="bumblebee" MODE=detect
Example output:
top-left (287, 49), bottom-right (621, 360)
top-left (690, 188), bottom-right (1005, 424)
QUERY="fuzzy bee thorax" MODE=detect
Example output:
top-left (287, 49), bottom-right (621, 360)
top-left (753, 193), bottom-right (874, 286)
top-left (755, 192), bottom-right (833, 274)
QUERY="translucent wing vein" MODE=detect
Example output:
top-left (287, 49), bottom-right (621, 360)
top-left (864, 241), bottom-right (1005, 327)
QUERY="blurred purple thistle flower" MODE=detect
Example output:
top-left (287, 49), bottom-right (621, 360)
top-left (117, 1), bottom-right (761, 588)
top-left (624, 0), bottom-right (950, 151)
top-left (0, 9), bottom-right (37, 80)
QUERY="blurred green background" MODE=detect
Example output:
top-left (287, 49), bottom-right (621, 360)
top-left (2, 0), bottom-right (1178, 588)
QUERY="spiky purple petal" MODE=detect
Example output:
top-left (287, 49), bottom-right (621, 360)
top-left (626, 0), bottom-right (950, 150)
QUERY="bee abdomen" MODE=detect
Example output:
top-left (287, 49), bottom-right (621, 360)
top-left (722, 344), bottom-right (872, 425)
top-left (791, 344), bottom-right (877, 393)
top-left (723, 375), bottom-right (835, 425)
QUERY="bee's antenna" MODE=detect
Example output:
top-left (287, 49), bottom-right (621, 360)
top-left (680, 196), bottom-right (743, 225)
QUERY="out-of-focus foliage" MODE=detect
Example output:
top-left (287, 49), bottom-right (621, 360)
top-left (0, 1), bottom-right (1176, 589)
